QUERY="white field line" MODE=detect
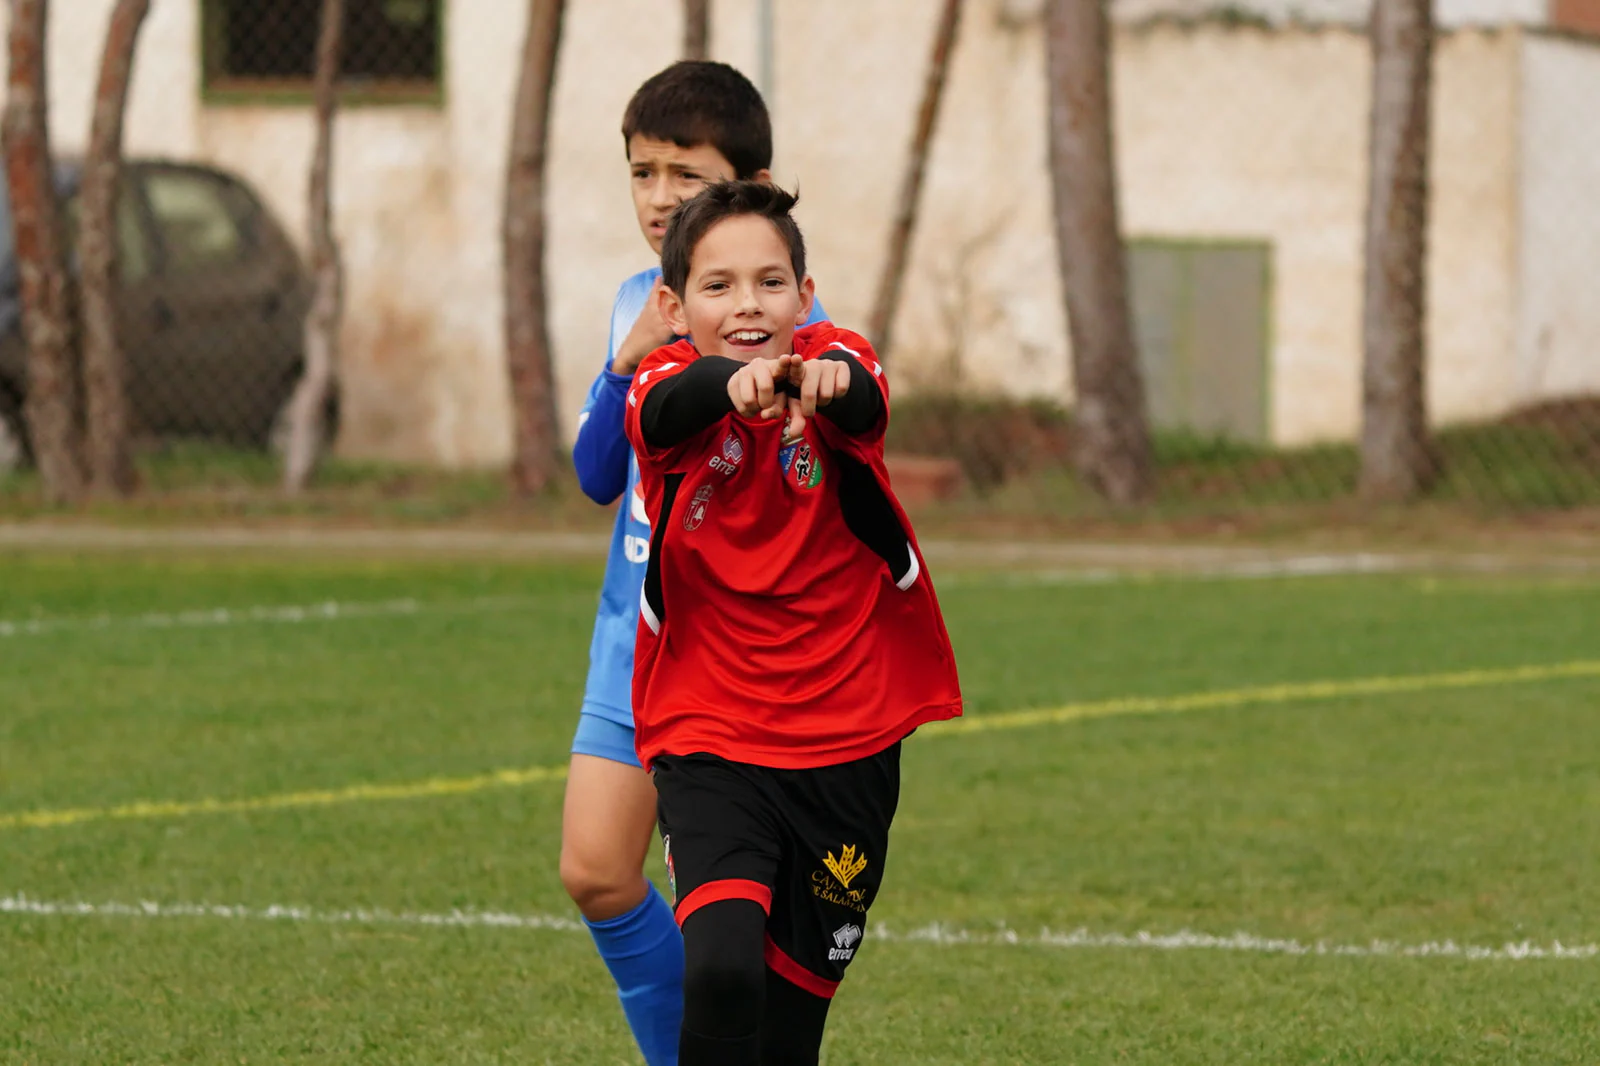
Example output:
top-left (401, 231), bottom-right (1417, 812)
top-left (9, 550), bottom-right (1595, 638)
top-left (940, 552), bottom-right (1600, 589)
top-left (0, 564), bottom-right (1413, 637)
top-left (2, 895), bottom-right (1593, 962)
top-left (0, 595), bottom-right (539, 639)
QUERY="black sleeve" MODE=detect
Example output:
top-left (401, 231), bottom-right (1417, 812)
top-left (638, 356), bottom-right (742, 448)
top-left (815, 351), bottom-right (883, 436)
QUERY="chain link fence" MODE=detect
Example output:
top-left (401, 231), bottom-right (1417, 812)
top-left (0, 0), bottom-right (438, 487)
top-left (1, 1), bottom-right (1597, 519)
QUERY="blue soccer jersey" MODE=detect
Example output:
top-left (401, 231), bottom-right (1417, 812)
top-left (572, 266), bottom-right (827, 737)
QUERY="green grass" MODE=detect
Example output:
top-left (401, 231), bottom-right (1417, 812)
top-left (3, 551), bottom-right (1600, 1062)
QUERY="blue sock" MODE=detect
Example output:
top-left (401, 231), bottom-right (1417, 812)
top-left (585, 883), bottom-right (684, 1066)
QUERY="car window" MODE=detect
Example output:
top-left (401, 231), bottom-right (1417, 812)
top-left (144, 170), bottom-right (244, 273)
top-left (62, 189), bottom-right (152, 283)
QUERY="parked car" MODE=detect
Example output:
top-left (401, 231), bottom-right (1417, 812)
top-left (0, 158), bottom-right (332, 470)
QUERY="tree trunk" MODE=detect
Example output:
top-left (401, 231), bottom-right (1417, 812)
top-left (283, 0), bottom-right (344, 493)
top-left (867, 0), bottom-right (962, 361)
top-left (503, 0), bottom-right (565, 496)
top-left (1360, 0), bottom-right (1435, 502)
top-left (683, 0), bottom-right (710, 59)
top-left (2, 0), bottom-right (84, 501)
top-left (1045, 0), bottom-right (1153, 504)
top-left (80, 0), bottom-right (150, 497)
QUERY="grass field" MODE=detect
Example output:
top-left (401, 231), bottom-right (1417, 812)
top-left (3, 546), bottom-right (1600, 1063)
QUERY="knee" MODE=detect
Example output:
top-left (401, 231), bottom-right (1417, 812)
top-left (681, 900), bottom-right (768, 1037)
top-left (683, 943), bottom-right (765, 1035)
top-left (559, 843), bottom-right (644, 920)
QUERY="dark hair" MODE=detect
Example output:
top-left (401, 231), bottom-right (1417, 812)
top-left (621, 61), bottom-right (772, 180)
top-left (660, 182), bottom-right (806, 297)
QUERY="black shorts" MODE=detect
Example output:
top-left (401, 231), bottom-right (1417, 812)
top-left (653, 743), bottom-right (901, 999)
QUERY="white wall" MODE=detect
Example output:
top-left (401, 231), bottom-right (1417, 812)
top-left (1516, 33), bottom-right (1600, 403)
top-left (1112, 0), bottom-right (1550, 28)
top-left (1426, 27), bottom-right (1524, 424)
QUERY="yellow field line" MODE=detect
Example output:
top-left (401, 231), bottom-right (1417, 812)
top-left (2, 765), bottom-right (569, 831)
top-left (933, 659), bottom-right (1600, 735)
top-left (5, 659), bottom-right (1597, 832)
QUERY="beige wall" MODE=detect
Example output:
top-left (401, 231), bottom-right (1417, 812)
top-left (1112, 0), bottom-right (1550, 27)
top-left (1, 3), bottom-right (1591, 461)
top-left (1517, 33), bottom-right (1600, 401)
top-left (834, 15), bottom-right (1523, 444)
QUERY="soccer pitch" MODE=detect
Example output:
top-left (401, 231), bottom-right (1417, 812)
top-left (3, 547), bottom-right (1599, 1063)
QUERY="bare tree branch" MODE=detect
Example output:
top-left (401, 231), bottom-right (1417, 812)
top-left (283, 0), bottom-right (345, 492)
top-left (80, 0), bottom-right (150, 497)
top-left (1360, 0), bottom-right (1436, 502)
top-left (1045, 0), bottom-right (1153, 504)
top-left (868, 0), bottom-right (962, 361)
top-left (503, 0), bottom-right (566, 496)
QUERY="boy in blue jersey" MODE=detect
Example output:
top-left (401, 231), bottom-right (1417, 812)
top-left (563, 61), bottom-right (827, 1066)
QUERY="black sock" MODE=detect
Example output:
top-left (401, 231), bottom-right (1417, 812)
top-left (758, 967), bottom-right (832, 1066)
top-left (681, 1028), bottom-right (762, 1066)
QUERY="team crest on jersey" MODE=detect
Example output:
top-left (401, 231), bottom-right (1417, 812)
top-left (682, 485), bottom-right (714, 531)
top-left (779, 442), bottom-right (824, 490)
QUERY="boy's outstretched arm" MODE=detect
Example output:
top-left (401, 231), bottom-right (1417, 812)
top-left (636, 356), bottom-right (744, 448)
top-left (809, 352), bottom-right (882, 436)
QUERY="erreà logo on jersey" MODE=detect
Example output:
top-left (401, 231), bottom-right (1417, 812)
top-left (682, 484), bottom-right (713, 531)
top-left (779, 442), bottom-right (823, 490)
top-left (709, 431), bottom-right (743, 476)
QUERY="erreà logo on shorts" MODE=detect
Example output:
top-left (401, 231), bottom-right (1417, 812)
top-left (682, 485), bottom-right (713, 531)
top-left (829, 922), bottom-right (863, 962)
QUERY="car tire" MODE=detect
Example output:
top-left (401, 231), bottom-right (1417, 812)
top-left (268, 387), bottom-right (341, 463)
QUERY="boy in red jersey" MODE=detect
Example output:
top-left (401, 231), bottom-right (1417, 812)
top-left (623, 180), bottom-right (962, 1065)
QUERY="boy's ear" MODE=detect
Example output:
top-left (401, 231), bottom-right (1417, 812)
top-left (657, 283), bottom-right (691, 337)
top-left (752, 167), bottom-right (772, 184)
top-left (794, 275), bottom-right (816, 326)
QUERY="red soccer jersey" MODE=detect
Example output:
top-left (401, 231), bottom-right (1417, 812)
top-left (623, 323), bottom-right (963, 770)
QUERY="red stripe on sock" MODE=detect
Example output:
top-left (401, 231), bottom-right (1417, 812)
top-left (675, 879), bottom-right (773, 925)
top-left (763, 933), bottom-right (839, 999)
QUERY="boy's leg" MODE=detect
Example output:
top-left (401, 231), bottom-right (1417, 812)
top-left (561, 714), bottom-right (683, 1066)
top-left (760, 742), bottom-right (903, 1063)
top-left (653, 754), bottom-right (784, 1066)
top-left (680, 900), bottom-right (767, 1065)
top-left (757, 969), bottom-right (830, 1066)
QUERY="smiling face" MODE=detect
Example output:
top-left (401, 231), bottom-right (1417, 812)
top-left (628, 135), bottom-right (764, 254)
top-left (659, 213), bottom-right (815, 363)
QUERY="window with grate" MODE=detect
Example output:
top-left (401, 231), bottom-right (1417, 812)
top-left (202, 0), bottom-right (442, 103)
